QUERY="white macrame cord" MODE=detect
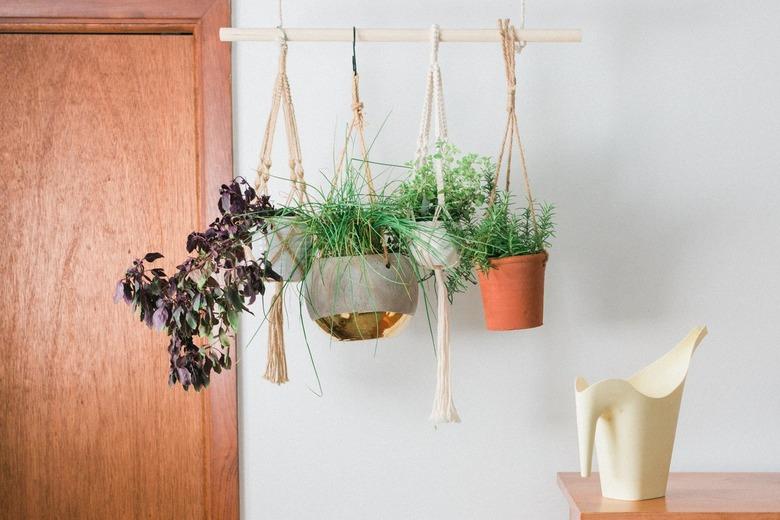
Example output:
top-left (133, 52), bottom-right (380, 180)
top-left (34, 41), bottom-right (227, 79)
top-left (415, 25), bottom-right (460, 424)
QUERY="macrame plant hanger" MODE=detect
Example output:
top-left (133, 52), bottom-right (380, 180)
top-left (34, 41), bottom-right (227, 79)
top-left (413, 25), bottom-right (460, 424)
top-left (255, 26), bottom-right (308, 385)
top-left (489, 18), bottom-right (537, 228)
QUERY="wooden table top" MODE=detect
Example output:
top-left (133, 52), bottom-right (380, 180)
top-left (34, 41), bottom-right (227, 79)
top-left (558, 473), bottom-right (780, 519)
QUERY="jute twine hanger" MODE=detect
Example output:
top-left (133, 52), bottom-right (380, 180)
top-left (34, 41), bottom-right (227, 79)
top-left (330, 28), bottom-right (392, 269)
top-left (414, 25), bottom-right (460, 424)
top-left (255, 29), bottom-right (308, 206)
top-left (490, 18), bottom-right (538, 233)
top-left (334, 27), bottom-right (377, 200)
top-left (255, 25), bottom-right (309, 385)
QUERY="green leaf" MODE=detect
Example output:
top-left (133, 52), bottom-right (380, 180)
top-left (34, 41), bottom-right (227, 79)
top-left (226, 309), bottom-right (239, 331)
top-left (198, 323), bottom-right (209, 337)
top-left (186, 311), bottom-right (198, 331)
top-left (226, 287), bottom-right (243, 310)
top-left (219, 331), bottom-right (231, 348)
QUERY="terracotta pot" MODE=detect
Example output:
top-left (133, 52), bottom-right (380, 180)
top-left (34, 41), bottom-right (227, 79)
top-left (303, 254), bottom-right (419, 341)
top-left (261, 217), bottom-right (310, 282)
top-left (477, 251), bottom-right (548, 331)
top-left (409, 221), bottom-right (460, 270)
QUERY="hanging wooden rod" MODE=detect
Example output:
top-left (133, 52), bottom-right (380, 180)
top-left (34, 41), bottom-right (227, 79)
top-left (219, 27), bottom-right (582, 43)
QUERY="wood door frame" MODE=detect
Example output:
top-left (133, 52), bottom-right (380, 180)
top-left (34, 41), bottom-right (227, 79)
top-left (0, 2), bottom-right (238, 518)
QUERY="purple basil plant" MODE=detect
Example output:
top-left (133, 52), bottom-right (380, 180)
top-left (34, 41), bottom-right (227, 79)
top-left (115, 178), bottom-right (281, 391)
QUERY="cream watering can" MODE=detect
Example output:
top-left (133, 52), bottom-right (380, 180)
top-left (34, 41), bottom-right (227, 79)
top-left (574, 326), bottom-right (707, 500)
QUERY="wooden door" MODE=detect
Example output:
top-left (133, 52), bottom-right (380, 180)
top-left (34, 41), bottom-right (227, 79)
top-left (0, 2), bottom-right (237, 519)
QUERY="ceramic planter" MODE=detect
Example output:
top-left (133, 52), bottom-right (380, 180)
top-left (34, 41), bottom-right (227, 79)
top-left (303, 253), bottom-right (419, 341)
top-left (409, 220), bottom-right (460, 270)
top-left (476, 251), bottom-right (547, 331)
top-left (262, 217), bottom-right (310, 282)
top-left (575, 326), bottom-right (707, 500)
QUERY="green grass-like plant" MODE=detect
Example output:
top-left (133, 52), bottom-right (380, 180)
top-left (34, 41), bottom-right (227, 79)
top-left (290, 161), bottom-right (419, 261)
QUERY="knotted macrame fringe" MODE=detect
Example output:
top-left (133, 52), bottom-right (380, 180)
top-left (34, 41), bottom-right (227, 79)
top-left (263, 282), bottom-right (289, 384)
top-left (430, 268), bottom-right (460, 423)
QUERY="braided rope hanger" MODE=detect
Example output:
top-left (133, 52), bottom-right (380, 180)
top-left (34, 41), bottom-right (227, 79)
top-left (489, 19), bottom-right (537, 232)
top-left (255, 28), bottom-right (309, 385)
top-left (255, 30), bottom-right (308, 206)
top-left (414, 25), bottom-right (460, 424)
top-left (414, 24), bottom-right (448, 222)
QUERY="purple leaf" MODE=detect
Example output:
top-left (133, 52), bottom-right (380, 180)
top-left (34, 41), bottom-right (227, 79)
top-left (143, 252), bottom-right (164, 262)
top-left (113, 280), bottom-right (124, 304)
top-left (122, 282), bottom-right (132, 304)
top-left (152, 306), bottom-right (169, 331)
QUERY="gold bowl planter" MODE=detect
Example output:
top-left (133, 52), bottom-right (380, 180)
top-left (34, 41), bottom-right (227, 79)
top-left (303, 254), bottom-right (419, 341)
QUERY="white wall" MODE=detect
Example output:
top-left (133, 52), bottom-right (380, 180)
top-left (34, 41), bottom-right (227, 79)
top-left (234, 1), bottom-right (780, 518)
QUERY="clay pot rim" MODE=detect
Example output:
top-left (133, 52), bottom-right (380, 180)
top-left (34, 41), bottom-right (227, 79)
top-left (488, 250), bottom-right (548, 267)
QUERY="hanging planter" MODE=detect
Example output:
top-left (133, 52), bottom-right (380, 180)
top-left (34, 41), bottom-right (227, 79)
top-left (477, 251), bottom-right (548, 330)
top-left (399, 142), bottom-right (494, 290)
top-left (304, 253), bottom-right (418, 340)
top-left (295, 160), bottom-right (422, 341)
top-left (297, 32), bottom-right (420, 341)
top-left (470, 19), bottom-right (556, 332)
top-left (408, 220), bottom-right (459, 270)
top-left (250, 32), bottom-right (311, 384)
top-left (470, 193), bottom-right (554, 331)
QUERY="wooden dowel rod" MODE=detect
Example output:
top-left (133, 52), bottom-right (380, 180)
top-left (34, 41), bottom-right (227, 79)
top-left (219, 27), bottom-right (582, 43)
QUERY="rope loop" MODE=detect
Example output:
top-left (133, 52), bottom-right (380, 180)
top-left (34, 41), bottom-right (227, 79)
top-left (430, 24), bottom-right (441, 63)
top-left (516, 0), bottom-right (527, 51)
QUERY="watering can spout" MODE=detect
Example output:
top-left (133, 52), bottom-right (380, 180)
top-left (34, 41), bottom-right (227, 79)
top-left (574, 376), bottom-right (596, 477)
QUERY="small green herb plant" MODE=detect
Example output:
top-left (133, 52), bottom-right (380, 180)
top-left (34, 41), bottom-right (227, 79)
top-left (396, 142), bottom-right (491, 223)
top-left (396, 142), bottom-right (496, 299)
top-left (466, 187), bottom-right (555, 273)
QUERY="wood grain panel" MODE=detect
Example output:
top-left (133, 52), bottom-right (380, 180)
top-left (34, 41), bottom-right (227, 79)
top-left (0, 0), bottom-right (217, 19)
top-left (196, 1), bottom-right (240, 518)
top-left (558, 472), bottom-right (780, 519)
top-left (0, 33), bottom-right (207, 519)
